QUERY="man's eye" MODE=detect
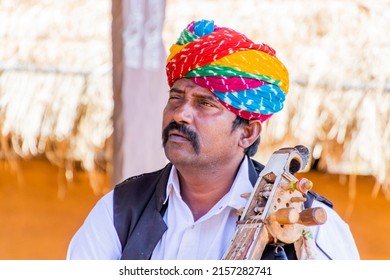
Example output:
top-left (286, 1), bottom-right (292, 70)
top-left (169, 96), bottom-right (180, 101)
top-left (199, 100), bottom-right (214, 107)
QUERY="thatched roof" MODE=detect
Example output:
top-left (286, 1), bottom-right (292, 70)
top-left (164, 0), bottom-right (390, 197)
top-left (0, 0), bottom-right (113, 193)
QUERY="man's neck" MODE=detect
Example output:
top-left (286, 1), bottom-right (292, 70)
top-left (175, 156), bottom-right (245, 221)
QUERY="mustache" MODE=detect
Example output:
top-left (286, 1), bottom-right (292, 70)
top-left (162, 122), bottom-right (200, 154)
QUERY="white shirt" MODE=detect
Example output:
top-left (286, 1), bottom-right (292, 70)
top-left (67, 158), bottom-right (360, 260)
top-left (151, 158), bottom-right (253, 259)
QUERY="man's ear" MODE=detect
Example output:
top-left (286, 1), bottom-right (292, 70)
top-left (239, 120), bottom-right (262, 149)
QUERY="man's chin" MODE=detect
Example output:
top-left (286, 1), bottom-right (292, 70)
top-left (164, 146), bottom-right (198, 165)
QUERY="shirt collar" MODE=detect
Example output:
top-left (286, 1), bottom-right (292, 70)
top-left (164, 165), bottom-right (181, 205)
top-left (222, 156), bottom-right (254, 210)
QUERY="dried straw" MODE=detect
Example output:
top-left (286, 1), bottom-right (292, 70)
top-left (0, 0), bottom-right (113, 194)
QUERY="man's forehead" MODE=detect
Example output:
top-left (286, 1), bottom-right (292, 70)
top-left (170, 78), bottom-right (213, 96)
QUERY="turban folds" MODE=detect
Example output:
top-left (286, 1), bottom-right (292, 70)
top-left (166, 20), bottom-right (289, 122)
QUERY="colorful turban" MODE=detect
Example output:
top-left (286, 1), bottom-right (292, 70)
top-left (166, 19), bottom-right (289, 122)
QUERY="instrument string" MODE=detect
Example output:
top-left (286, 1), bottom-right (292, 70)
top-left (228, 218), bottom-right (261, 259)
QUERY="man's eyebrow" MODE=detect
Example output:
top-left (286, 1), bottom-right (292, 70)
top-left (198, 94), bottom-right (219, 103)
top-left (169, 87), bottom-right (219, 102)
top-left (169, 87), bottom-right (184, 94)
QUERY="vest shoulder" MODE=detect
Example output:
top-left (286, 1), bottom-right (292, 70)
top-left (113, 163), bottom-right (171, 252)
top-left (306, 190), bottom-right (334, 208)
top-left (250, 158), bottom-right (265, 173)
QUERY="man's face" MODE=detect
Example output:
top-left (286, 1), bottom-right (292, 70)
top-left (162, 78), bottom-right (244, 169)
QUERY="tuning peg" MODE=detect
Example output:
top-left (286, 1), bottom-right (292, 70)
top-left (298, 207), bottom-right (327, 226)
top-left (240, 192), bottom-right (251, 198)
top-left (297, 178), bottom-right (313, 194)
top-left (263, 183), bottom-right (273, 191)
top-left (259, 191), bottom-right (271, 199)
top-left (268, 208), bottom-right (299, 224)
top-left (290, 197), bottom-right (306, 203)
top-left (254, 206), bottom-right (264, 214)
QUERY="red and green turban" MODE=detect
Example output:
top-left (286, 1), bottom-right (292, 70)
top-left (166, 20), bottom-right (289, 122)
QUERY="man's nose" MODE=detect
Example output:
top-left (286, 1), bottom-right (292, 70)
top-left (172, 100), bottom-right (193, 124)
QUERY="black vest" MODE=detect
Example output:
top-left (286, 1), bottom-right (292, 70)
top-left (113, 159), bottom-right (332, 260)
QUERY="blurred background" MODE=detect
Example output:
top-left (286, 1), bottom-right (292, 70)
top-left (0, 0), bottom-right (389, 259)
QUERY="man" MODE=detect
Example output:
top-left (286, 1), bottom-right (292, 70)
top-left (67, 20), bottom-right (359, 260)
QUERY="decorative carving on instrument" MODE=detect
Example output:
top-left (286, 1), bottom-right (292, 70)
top-left (223, 145), bottom-right (327, 260)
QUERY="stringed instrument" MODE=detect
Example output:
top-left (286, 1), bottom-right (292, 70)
top-left (223, 145), bottom-right (327, 260)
